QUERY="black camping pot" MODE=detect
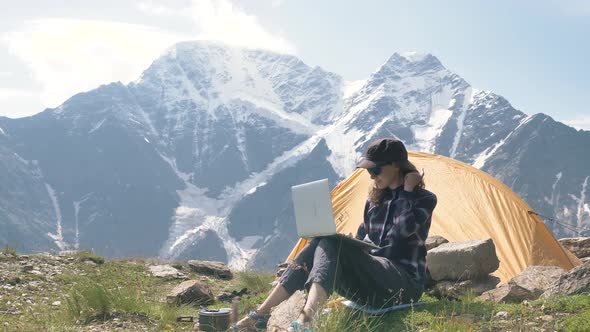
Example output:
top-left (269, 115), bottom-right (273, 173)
top-left (198, 308), bottom-right (231, 331)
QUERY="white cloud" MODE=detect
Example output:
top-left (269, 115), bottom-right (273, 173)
top-left (0, 88), bottom-right (34, 99)
top-left (563, 116), bottom-right (590, 131)
top-left (138, 1), bottom-right (189, 16)
top-left (0, 88), bottom-right (44, 118)
top-left (138, 0), bottom-right (296, 54)
top-left (271, 0), bottom-right (286, 8)
top-left (3, 1), bottom-right (294, 117)
top-left (3, 19), bottom-right (188, 109)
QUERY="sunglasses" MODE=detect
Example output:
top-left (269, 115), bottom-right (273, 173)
top-left (367, 162), bottom-right (390, 176)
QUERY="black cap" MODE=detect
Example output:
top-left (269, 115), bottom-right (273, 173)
top-left (357, 138), bottom-right (408, 169)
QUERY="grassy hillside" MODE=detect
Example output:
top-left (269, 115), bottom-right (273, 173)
top-left (1, 249), bottom-right (589, 331)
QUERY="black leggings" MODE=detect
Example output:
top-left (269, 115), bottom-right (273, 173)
top-left (278, 237), bottom-right (423, 307)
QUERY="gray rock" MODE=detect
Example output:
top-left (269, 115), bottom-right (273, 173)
top-left (510, 266), bottom-right (565, 298)
top-left (425, 235), bottom-right (449, 251)
top-left (426, 239), bottom-right (499, 281)
top-left (495, 311), bottom-right (509, 319)
top-left (478, 283), bottom-right (534, 303)
top-left (188, 260), bottom-right (233, 280)
top-left (538, 315), bottom-right (554, 322)
top-left (267, 290), bottom-right (306, 332)
top-left (479, 266), bottom-right (565, 303)
top-left (148, 265), bottom-right (187, 279)
top-left (558, 237), bottom-right (590, 259)
top-left (21, 265), bottom-right (34, 273)
top-left (542, 261), bottom-right (590, 298)
top-left (166, 280), bottom-right (214, 305)
top-left (428, 275), bottom-right (500, 299)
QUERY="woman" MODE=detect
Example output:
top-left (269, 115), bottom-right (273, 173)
top-left (234, 138), bottom-right (437, 331)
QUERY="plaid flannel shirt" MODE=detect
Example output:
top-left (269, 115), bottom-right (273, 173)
top-left (356, 185), bottom-right (437, 287)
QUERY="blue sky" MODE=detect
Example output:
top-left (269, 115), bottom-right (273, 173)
top-left (1, 0), bottom-right (589, 129)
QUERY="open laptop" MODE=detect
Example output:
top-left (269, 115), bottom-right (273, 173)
top-left (291, 178), bottom-right (379, 250)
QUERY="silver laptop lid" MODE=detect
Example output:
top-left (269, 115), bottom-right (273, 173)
top-left (291, 178), bottom-right (336, 238)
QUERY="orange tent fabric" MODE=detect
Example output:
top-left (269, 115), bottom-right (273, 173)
top-left (287, 152), bottom-right (581, 282)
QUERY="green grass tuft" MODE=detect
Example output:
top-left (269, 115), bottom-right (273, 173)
top-left (562, 310), bottom-right (590, 331)
top-left (1, 245), bottom-right (17, 256)
top-left (234, 271), bottom-right (275, 294)
top-left (71, 250), bottom-right (105, 264)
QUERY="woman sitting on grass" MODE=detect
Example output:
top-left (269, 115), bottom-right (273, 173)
top-left (234, 138), bottom-right (437, 331)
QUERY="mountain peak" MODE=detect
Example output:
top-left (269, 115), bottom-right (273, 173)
top-left (363, 52), bottom-right (448, 89)
top-left (378, 52), bottom-right (445, 75)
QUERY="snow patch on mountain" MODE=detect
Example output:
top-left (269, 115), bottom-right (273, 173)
top-left (45, 183), bottom-right (67, 250)
top-left (400, 51), bottom-right (429, 62)
top-left (89, 119), bottom-right (106, 134)
top-left (412, 85), bottom-right (456, 153)
top-left (157, 152), bottom-right (234, 256)
top-left (73, 193), bottom-right (92, 250)
top-left (246, 182), bottom-right (267, 195)
top-left (0, 126), bottom-right (6, 136)
top-left (343, 80), bottom-right (366, 99)
top-left (573, 176), bottom-right (589, 227)
top-left (545, 172), bottom-right (563, 206)
top-left (238, 236), bottom-right (262, 250)
top-left (450, 87), bottom-right (475, 159)
top-left (473, 114), bottom-right (533, 169)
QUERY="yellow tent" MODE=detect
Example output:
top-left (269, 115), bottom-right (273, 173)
top-left (287, 152), bottom-right (581, 283)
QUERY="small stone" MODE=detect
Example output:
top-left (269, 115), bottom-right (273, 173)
top-left (7, 277), bottom-right (21, 286)
top-left (187, 260), bottom-right (233, 280)
top-left (51, 301), bottom-right (61, 306)
top-left (495, 311), bottom-right (509, 319)
top-left (166, 280), bottom-right (214, 305)
top-left (425, 235), bottom-right (449, 251)
top-left (538, 315), bottom-right (554, 322)
top-left (22, 265), bottom-right (34, 273)
top-left (148, 265), bottom-right (187, 279)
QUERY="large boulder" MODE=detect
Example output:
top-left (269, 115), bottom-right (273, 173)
top-left (188, 260), bottom-right (233, 280)
top-left (267, 290), bottom-right (307, 332)
top-left (542, 261), bottom-right (590, 298)
top-left (478, 283), bottom-right (534, 303)
top-left (425, 236), bottom-right (449, 251)
top-left (510, 266), bottom-right (565, 298)
top-left (148, 265), bottom-right (187, 279)
top-left (166, 280), bottom-right (214, 305)
top-left (478, 266), bottom-right (565, 303)
top-left (429, 275), bottom-right (500, 300)
top-left (558, 237), bottom-right (590, 259)
top-left (426, 239), bottom-right (500, 281)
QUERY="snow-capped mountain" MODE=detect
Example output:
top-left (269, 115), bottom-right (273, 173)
top-left (1, 41), bottom-right (588, 269)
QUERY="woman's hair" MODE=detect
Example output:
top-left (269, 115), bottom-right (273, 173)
top-left (368, 160), bottom-right (425, 205)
